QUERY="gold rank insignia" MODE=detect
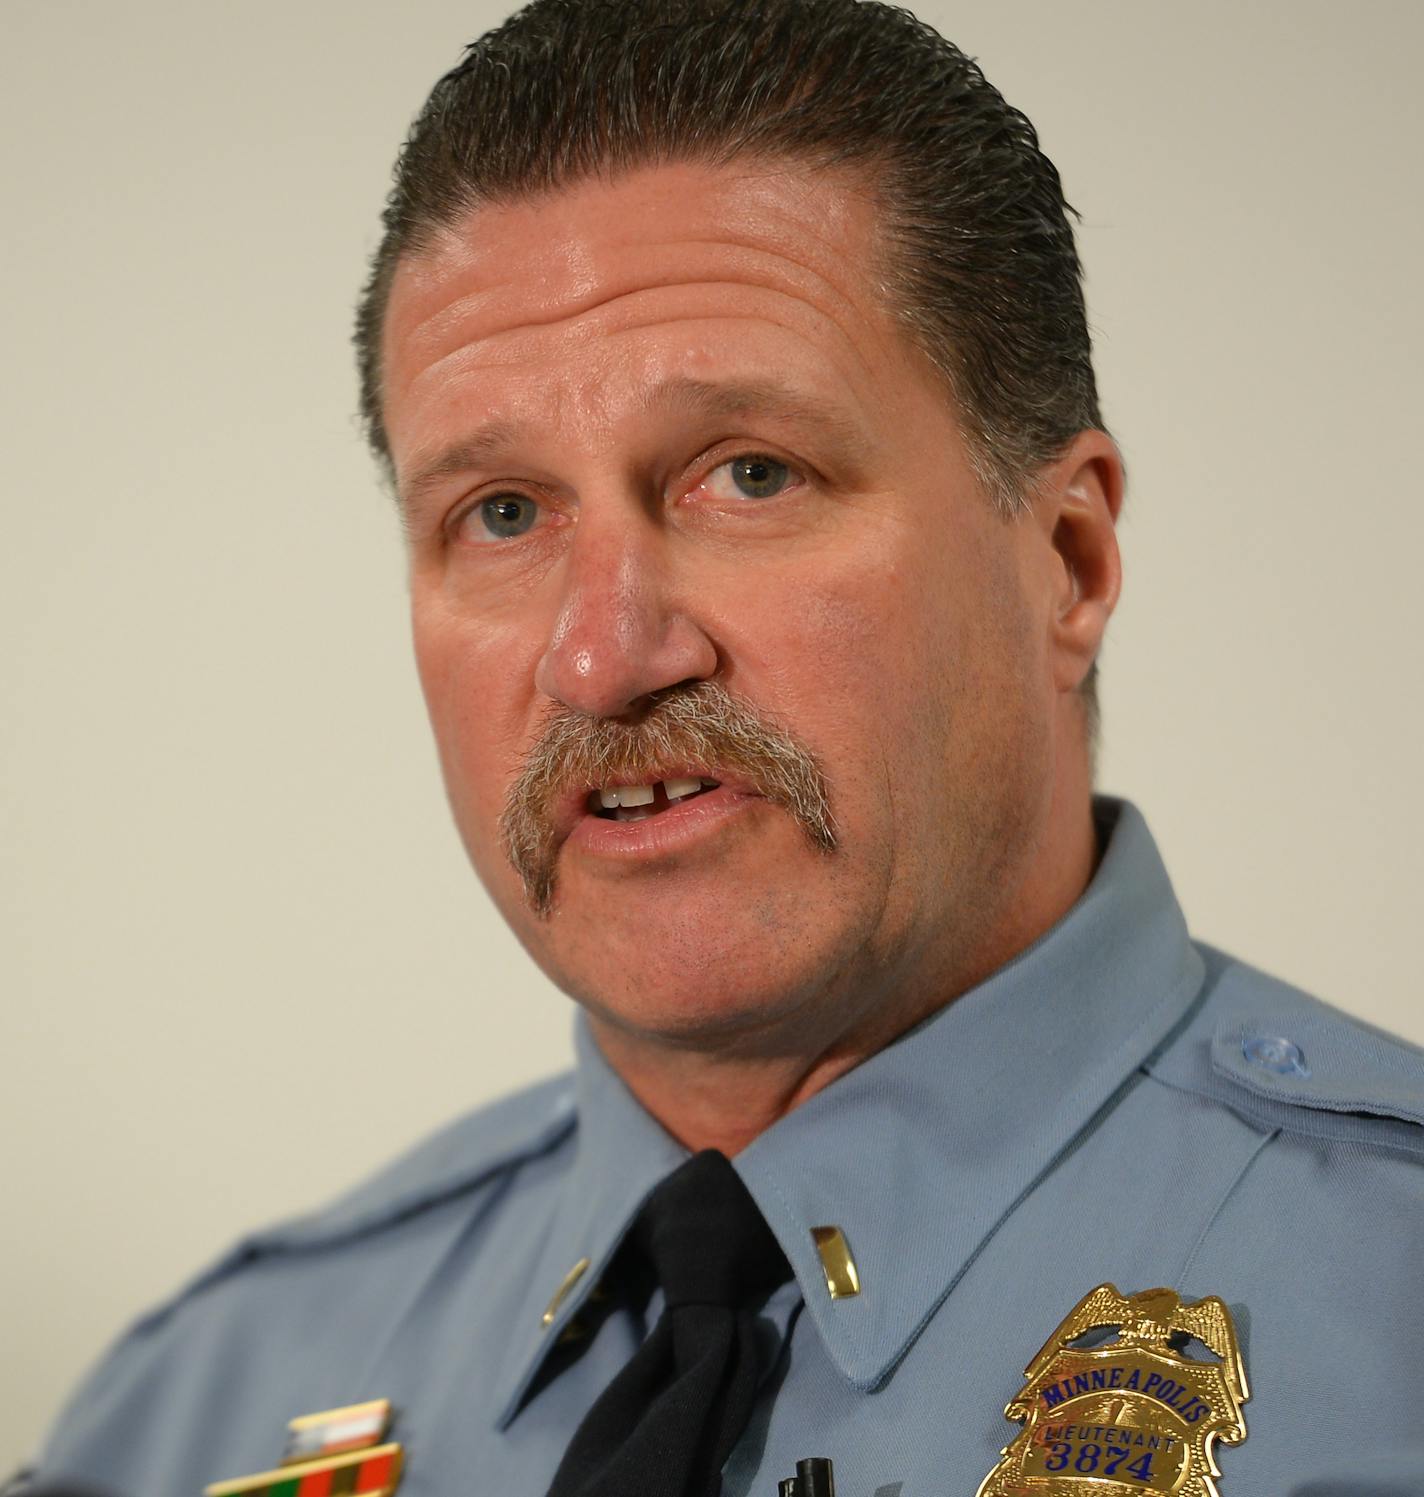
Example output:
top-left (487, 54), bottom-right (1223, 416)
top-left (204, 1399), bottom-right (404, 1497)
top-left (976, 1284), bottom-right (1249, 1497)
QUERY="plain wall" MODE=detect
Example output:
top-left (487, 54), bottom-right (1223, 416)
top-left (4, 0), bottom-right (1421, 1469)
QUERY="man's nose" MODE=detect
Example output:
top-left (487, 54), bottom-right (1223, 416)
top-left (533, 518), bottom-right (718, 719)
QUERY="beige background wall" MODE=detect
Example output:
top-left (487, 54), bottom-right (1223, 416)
top-left (4, 0), bottom-right (1421, 1470)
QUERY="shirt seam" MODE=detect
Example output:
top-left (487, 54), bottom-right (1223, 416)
top-left (1145, 1071), bottom-right (1424, 1161)
top-left (1175, 1126), bottom-right (1279, 1285)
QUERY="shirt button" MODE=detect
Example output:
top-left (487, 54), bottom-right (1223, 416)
top-left (1242, 1033), bottom-right (1311, 1078)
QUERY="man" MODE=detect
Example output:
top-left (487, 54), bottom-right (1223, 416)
top-left (29, 1), bottom-right (1424, 1494)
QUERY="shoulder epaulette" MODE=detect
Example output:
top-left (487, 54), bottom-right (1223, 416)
top-left (1147, 947), bottom-right (1424, 1157)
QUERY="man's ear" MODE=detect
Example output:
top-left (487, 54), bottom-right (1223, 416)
top-left (1031, 429), bottom-right (1124, 694)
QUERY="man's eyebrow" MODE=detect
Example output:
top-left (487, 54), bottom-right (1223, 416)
top-left (398, 378), bottom-right (866, 510)
top-left (399, 420), bottom-right (522, 510)
top-left (646, 376), bottom-right (865, 453)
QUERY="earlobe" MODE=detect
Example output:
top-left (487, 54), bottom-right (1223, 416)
top-left (1040, 431), bottom-right (1124, 694)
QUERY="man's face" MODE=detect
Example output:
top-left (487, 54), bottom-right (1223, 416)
top-left (382, 161), bottom-right (1059, 1056)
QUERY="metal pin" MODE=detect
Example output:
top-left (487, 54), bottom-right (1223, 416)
top-left (810, 1226), bottom-right (861, 1300)
top-left (540, 1256), bottom-right (591, 1327)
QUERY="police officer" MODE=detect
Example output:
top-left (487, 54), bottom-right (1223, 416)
top-left (28, 2), bottom-right (1424, 1495)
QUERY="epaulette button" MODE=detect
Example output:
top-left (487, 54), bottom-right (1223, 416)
top-left (1241, 1034), bottom-right (1310, 1079)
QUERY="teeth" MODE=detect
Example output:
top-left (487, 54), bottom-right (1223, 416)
top-left (594, 784), bottom-right (654, 810)
top-left (591, 778), bottom-right (718, 811)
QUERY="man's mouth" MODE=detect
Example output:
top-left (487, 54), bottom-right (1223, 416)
top-left (586, 777), bottom-right (722, 823)
top-left (501, 680), bottom-right (835, 914)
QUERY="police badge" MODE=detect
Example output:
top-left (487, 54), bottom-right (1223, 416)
top-left (976, 1285), bottom-right (1248, 1496)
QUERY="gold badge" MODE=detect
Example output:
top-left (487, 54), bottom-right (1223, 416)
top-left (976, 1284), bottom-right (1248, 1496)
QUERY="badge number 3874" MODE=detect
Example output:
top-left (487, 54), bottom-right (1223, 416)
top-left (976, 1284), bottom-right (1250, 1497)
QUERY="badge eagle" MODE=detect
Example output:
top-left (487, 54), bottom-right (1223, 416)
top-left (976, 1284), bottom-right (1248, 1496)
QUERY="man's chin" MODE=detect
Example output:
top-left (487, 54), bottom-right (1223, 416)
top-left (479, 809), bottom-right (887, 1053)
top-left (527, 900), bottom-right (883, 1063)
top-left (575, 978), bottom-right (843, 1061)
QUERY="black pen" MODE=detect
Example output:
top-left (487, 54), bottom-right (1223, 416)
top-left (781, 1456), bottom-right (835, 1497)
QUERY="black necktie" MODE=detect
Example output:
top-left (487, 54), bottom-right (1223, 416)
top-left (546, 1149), bottom-right (792, 1497)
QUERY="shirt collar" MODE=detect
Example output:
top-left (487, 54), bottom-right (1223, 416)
top-left (734, 797), bottom-right (1205, 1390)
top-left (495, 796), bottom-right (1204, 1418)
top-left (494, 1016), bottom-right (689, 1427)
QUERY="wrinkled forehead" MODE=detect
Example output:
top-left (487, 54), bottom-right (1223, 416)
top-left (386, 156), bottom-right (891, 326)
top-left (377, 159), bottom-right (930, 471)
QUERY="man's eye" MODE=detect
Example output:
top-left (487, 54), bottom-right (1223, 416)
top-left (707, 455), bottom-right (795, 501)
top-left (463, 494), bottom-right (541, 542)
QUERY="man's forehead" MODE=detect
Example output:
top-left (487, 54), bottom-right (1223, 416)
top-left (380, 158), bottom-right (922, 477)
top-left (407, 156), bottom-right (879, 282)
top-left (383, 161), bottom-right (890, 367)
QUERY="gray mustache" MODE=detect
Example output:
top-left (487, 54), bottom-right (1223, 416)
top-left (500, 680), bottom-right (836, 916)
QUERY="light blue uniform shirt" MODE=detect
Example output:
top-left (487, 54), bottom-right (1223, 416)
top-left (32, 801), bottom-right (1424, 1495)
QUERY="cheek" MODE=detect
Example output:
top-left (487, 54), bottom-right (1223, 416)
top-left (770, 540), bottom-right (968, 735)
top-left (752, 525), bottom-right (1034, 828)
top-left (412, 598), bottom-right (538, 818)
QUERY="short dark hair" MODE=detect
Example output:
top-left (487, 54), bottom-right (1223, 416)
top-left (355, 0), bottom-right (1104, 515)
